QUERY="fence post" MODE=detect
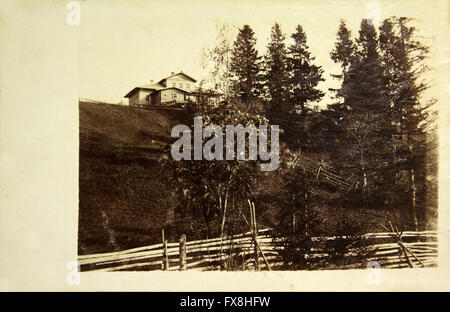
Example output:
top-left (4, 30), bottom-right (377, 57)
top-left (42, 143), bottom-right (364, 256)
top-left (254, 237), bottom-right (260, 271)
top-left (163, 239), bottom-right (169, 270)
top-left (252, 203), bottom-right (259, 271)
top-left (162, 229), bottom-right (169, 271)
top-left (179, 234), bottom-right (187, 271)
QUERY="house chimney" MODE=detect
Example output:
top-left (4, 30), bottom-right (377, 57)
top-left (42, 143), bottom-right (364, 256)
top-left (150, 79), bottom-right (154, 83)
top-left (171, 72), bottom-right (175, 75)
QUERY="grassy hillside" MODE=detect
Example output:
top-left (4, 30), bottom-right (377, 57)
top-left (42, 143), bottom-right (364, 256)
top-left (78, 102), bottom-right (189, 254)
top-left (79, 101), bottom-right (188, 154)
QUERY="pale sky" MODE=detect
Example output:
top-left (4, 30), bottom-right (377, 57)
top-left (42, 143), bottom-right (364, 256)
top-left (79, 0), bottom-right (444, 106)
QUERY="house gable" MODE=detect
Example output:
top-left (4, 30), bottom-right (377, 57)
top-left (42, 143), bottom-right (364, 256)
top-left (159, 72), bottom-right (197, 84)
top-left (158, 72), bottom-right (197, 91)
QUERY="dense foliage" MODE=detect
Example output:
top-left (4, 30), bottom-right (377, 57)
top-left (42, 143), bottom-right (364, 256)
top-left (163, 17), bottom-right (437, 268)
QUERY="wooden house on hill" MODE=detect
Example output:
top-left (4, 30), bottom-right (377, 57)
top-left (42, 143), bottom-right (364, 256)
top-left (124, 71), bottom-right (222, 107)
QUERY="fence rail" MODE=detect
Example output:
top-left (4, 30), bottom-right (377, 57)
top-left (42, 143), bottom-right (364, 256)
top-left (288, 154), bottom-right (357, 192)
top-left (78, 229), bottom-right (437, 272)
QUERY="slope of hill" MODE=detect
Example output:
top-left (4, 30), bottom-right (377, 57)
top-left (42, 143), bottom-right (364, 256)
top-left (78, 102), bottom-right (189, 254)
top-left (79, 101), bottom-right (188, 154)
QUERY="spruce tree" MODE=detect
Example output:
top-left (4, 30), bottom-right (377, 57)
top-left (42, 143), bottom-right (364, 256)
top-left (378, 17), bottom-right (436, 230)
top-left (263, 23), bottom-right (289, 124)
top-left (330, 20), bottom-right (357, 74)
top-left (229, 25), bottom-right (262, 104)
top-left (332, 19), bottom-right (395, 207)
top-left (344, 19), bottom-right (386, 112)
top-left (328, 20), bottom-right (356, 120)
top-left (287, 25), bottom-right (325, 113)
top-left (282, 25), bottom-right (325, 151)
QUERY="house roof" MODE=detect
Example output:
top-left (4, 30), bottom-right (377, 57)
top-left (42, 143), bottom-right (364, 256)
top-left (157, 72), bottom-right (197, 85)
top-left (124, 83), bottom-right (164, 98)
top-left (139, 83), bottom-right (165, 90)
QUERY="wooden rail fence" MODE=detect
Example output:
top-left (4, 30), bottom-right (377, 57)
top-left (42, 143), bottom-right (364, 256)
top-left (78, 229), bottom-right (437, 272)
top-left (288, 153), bottom-right (357, 192)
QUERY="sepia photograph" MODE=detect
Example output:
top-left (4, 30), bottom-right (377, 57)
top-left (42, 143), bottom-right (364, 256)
top-left (0, 0), bottom-right (448, 292)
top-left (77, 0), bottom-right (439, 272)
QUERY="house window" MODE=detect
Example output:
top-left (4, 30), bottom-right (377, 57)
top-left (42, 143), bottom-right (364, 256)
top-left (173, 93), bottom-right (177, 100)
top-left (178, 83), bottom-right (183, 88)
top-left (171, 82), bottom-right (176, 87)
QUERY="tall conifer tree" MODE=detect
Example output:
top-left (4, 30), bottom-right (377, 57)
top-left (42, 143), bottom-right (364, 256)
top-left (332, 19), bottom-right (395, 206)
top-left (379, 17), bottom-right (436, 230)
top-left (263, 23), bottom-right (289, 124)
top-left (287, 25), bottom-right (325, 113)
top-left (328, 20), bottom-right (356, 116)
top-left (330, 20), bottom-right (357, 75)
top-left (283, 25), bottom-right (325, 150)
top-left (229, 25), bottom-right (262, 104)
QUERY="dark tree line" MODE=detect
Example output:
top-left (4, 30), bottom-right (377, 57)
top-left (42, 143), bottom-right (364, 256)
top-left (165, 18), bottom-right (437, 269)
top-left (229, 23), bottom-right (324, 115)
top-left (328, 17), bottom-right (436, 230)
top-left (228, 23), bottom-right (325, 150)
